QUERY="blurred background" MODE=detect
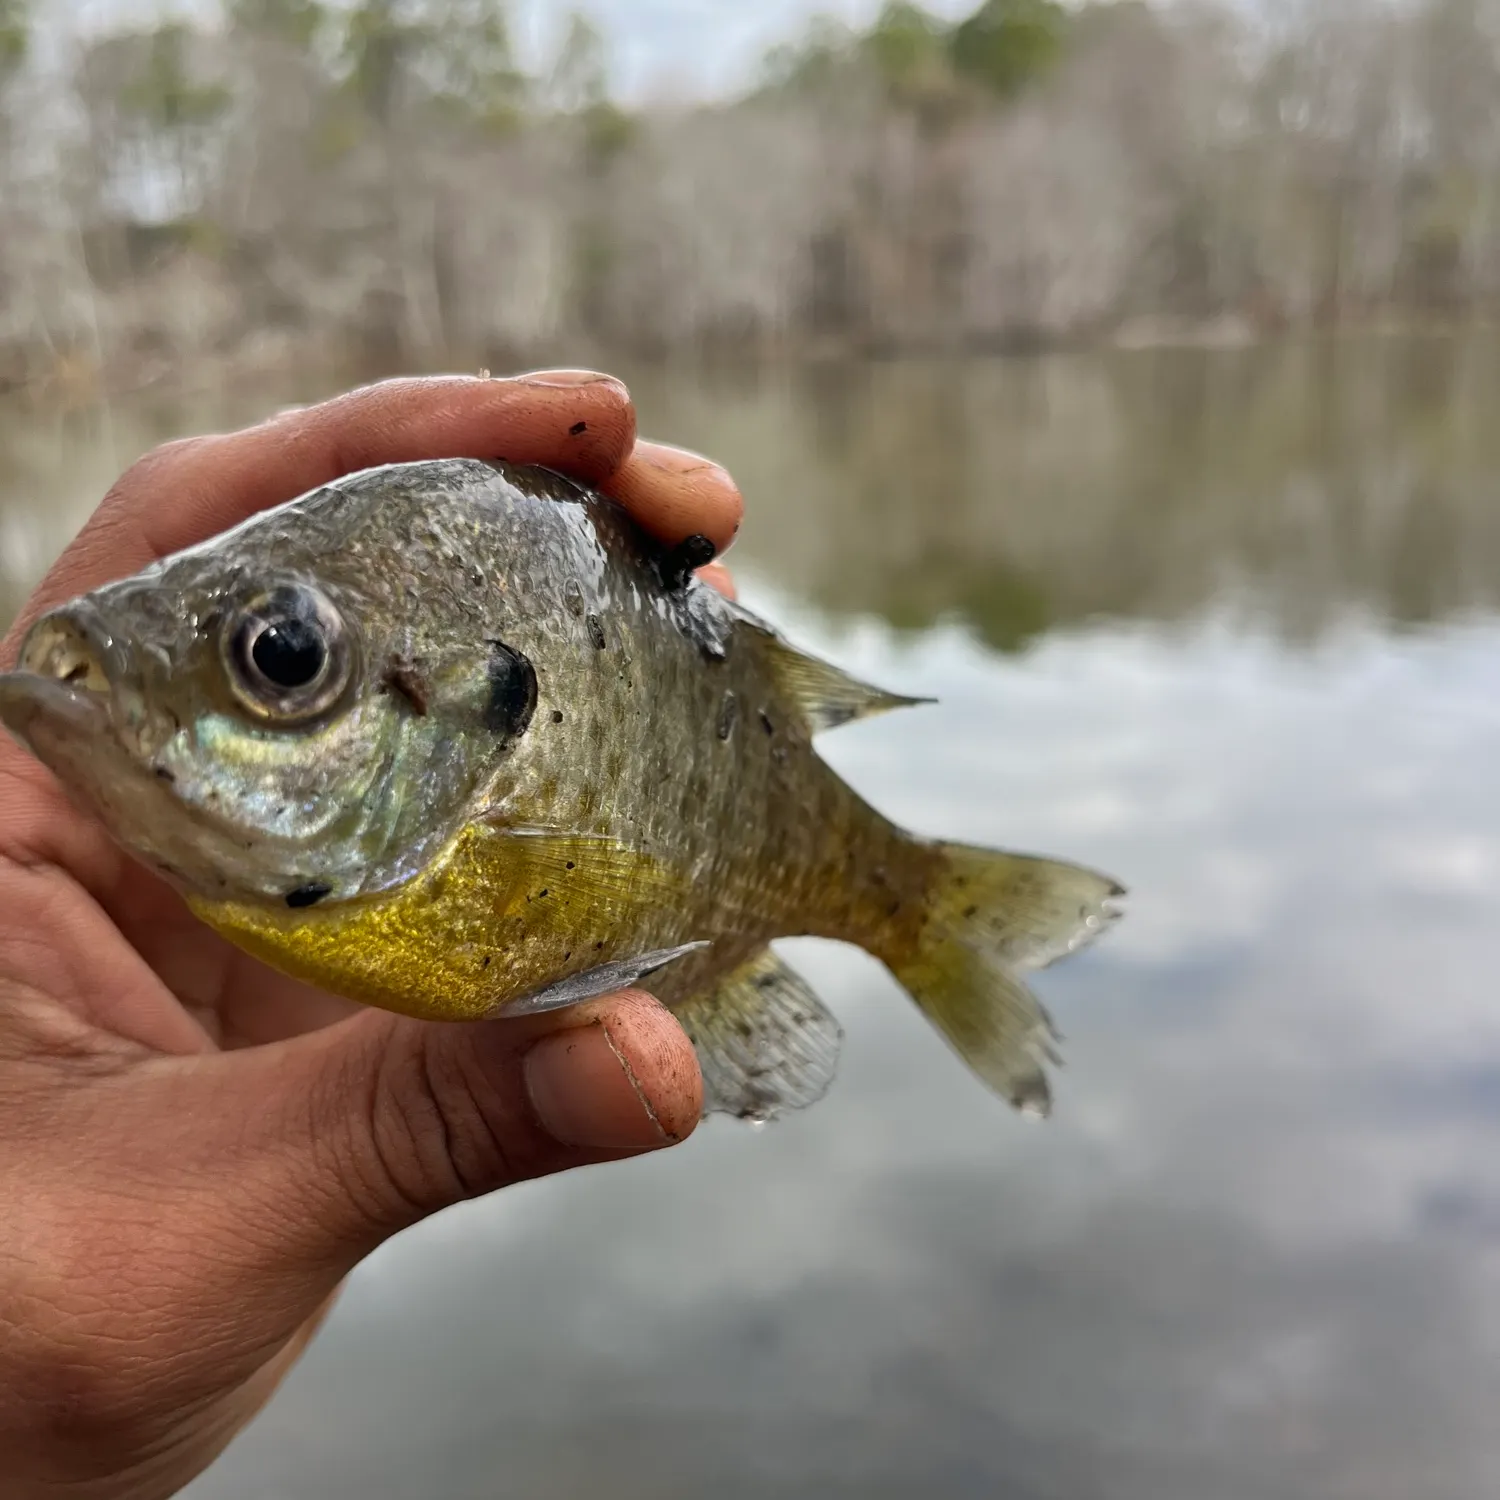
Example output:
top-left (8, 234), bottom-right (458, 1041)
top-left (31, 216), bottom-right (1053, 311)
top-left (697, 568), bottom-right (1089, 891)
top-left (6, 0), bottom-right (1500, 384)
top-left (7, 3), bottom-right (1500, 1498)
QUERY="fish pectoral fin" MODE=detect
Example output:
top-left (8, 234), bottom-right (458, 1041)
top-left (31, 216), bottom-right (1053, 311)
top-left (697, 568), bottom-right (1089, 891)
top-left (472, 821), bottom-right (687, 905)
top-left (489, 942), bottom-right (711, 1019)
top-left (671, 946), bottom-right (844, 1123)
top-left (460, 823), bottom-right (706, 1019)
top-left (744, 618), bottom-right (934, 734)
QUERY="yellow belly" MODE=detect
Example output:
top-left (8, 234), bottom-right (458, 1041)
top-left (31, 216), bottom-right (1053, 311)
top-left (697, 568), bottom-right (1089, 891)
top-left (190, 823), bottom-right (692, 1022)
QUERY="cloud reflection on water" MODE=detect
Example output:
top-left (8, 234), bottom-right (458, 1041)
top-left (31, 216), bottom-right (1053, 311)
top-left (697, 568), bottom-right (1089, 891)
top-left (5, 343), bottom-right (1499, 1497)
top-left (184, 598), bottom-right (1500, 1500)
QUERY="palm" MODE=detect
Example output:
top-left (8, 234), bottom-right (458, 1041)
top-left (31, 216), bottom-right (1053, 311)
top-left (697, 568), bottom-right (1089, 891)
top-left (0, 376), bottom-right (733, 1500)
top-left (110, 868), bottom-right (366, 1049)
top-left (0, 742), bottom-right (358, 1473)
top-left (0, 739), bottom-right (365, 1051)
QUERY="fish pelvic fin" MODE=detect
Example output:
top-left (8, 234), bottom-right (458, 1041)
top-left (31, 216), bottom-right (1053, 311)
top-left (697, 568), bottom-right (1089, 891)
top-left (671, 947), bottom-right (843, 1123)
top-left (488, 942), bottom-right (710, 1019)
top-left (885, 844), bottom-right (1125, 1118)
top-left (744, 617), bottom-right (934, 734)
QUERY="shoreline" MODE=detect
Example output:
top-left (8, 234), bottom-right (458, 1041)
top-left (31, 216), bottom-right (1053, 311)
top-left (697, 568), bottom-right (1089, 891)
top-left (6, 316), bottom-right (1499, 412)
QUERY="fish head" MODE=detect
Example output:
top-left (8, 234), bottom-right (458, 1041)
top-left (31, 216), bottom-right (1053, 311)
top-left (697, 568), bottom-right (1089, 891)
top-left (0, 525), bottom-right (512, 910)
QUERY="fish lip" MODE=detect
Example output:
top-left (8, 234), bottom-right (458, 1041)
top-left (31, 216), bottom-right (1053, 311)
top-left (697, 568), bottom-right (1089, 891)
top-left (17, 597), bottom-right (135, 680)
top-left (3, 600), bottom-right (154, 752)
top-left (0, 670), bottom-right (114, 744)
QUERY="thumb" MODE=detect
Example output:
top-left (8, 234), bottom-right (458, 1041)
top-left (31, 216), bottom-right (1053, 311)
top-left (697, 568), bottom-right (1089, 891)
top-left (13, 992), bottom-right (700, 1481)
top-left (268, 989), bottom-right (701, 1258)
top-left (156, 991), bottom-right (701, 1349)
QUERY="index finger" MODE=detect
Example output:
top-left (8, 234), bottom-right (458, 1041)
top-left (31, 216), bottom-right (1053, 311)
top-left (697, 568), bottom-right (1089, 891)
top-left (11, 372), bottom-right (747, 653)
top-left (92, 371), bottom-right (637, 576)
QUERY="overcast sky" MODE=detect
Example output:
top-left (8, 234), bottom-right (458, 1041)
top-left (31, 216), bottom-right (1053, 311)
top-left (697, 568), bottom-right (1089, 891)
top-left (509, 0), bottom-right (982, 99)
top-left (68, 0), bottom-right (987, 101)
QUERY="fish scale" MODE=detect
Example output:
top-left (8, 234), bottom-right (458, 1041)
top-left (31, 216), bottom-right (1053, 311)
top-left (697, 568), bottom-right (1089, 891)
top-left (0, 458), bottom-right (1124, 1120)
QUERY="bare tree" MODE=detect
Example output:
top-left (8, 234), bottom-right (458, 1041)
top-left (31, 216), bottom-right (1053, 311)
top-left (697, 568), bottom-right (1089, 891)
top-left (3, 0), bottom-right (1500, 384)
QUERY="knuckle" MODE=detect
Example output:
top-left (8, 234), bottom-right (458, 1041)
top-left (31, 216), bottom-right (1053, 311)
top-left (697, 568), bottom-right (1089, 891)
top-left (395, 1040), bottom-right (526, 1202)
top-left (110, 434), bottom-right (215, 498)
top-left (329, 1034), bottom-right (528, 1232)
top-left (367, 1041), bottom-right (469, 1221)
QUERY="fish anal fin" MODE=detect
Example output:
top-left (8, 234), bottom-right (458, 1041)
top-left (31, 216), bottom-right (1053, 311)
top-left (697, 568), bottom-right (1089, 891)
top-left (745, 619), bottom-right (933, 734)
top-left (673, 947), bottom-right (844, 1122)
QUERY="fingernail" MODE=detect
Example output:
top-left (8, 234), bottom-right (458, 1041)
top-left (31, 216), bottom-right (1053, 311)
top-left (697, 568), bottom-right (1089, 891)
top-left (636, 441), bottom-right (716, 475)
top-left (513, 369), bottom-right (617, 388)
top-left (696, 561), bottom-right (737, 599)
top-left (524, 1023), bottom-right (671, 1151)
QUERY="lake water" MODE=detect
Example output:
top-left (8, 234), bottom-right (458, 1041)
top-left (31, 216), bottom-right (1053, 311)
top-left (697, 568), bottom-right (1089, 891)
top-left (6, 337), bottom-right (1500, 1499)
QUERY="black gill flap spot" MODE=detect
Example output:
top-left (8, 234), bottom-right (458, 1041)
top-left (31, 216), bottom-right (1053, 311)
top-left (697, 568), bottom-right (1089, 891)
top-left (485, 641), bottom-right (538, 741)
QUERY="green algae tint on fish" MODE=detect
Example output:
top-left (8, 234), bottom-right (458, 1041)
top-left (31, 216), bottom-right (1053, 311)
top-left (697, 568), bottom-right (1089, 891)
top-left (0, 459), bottom-right (1124, 1120)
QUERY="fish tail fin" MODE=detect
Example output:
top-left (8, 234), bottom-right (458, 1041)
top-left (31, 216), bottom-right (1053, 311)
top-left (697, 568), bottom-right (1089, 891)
top-left (885, 842), bottom-right (1124, 1118)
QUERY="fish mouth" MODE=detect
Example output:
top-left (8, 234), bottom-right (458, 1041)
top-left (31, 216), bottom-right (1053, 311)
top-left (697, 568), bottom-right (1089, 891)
top-left (0, 602), bottom-right (151, 754)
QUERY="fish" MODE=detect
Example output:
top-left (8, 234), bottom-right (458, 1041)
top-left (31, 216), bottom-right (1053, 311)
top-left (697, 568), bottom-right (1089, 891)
top-left (0, 458), bottom-right (1123, 1121)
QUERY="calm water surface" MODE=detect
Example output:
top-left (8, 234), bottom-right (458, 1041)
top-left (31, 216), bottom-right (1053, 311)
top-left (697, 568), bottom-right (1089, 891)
top-left (5, 338), bottom-right (1500, 1500)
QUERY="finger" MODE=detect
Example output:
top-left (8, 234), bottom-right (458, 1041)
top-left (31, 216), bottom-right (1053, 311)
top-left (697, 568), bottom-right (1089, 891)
top-left (16, 373), bottom-right (637, 626)
top-left (53, 992), bottom-right (701, 1420)
top-left (177, 991), bottom-right (701, 1286)
top-left (606, 440), bottom-right (743, 554)
top-left (696, 561), bottom-right (737, 599)
top-left (133, 372), bottom-right (637, 561)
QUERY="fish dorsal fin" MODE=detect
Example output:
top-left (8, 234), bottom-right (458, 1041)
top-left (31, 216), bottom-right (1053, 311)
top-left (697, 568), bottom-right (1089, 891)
top-left (739, 614), bottom-right (933, 735)
top-left (670, 946), bottom-right (844, 1122)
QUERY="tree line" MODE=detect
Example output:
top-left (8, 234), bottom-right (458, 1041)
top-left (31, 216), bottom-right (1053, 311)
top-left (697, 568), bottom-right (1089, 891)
top-left (1, 0), bottom-right (1499, 389)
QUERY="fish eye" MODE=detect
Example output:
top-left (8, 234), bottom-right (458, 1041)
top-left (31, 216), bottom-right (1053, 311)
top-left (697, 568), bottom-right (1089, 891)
top-left (251, 617), bottom-right (325, 689)
top-left (224, 584), bottom-right (354, 723)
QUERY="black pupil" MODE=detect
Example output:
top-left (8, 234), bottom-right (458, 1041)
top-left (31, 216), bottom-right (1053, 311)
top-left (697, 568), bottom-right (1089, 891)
top-left (251, 618), bottom-right (326, 690)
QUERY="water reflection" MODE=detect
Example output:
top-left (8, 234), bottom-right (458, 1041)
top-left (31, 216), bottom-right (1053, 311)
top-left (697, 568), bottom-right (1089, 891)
top-left (8, 338), bottom-right (1500, 642)
top-left (3, 340), bottom-right (1499, 1499)
top-left (630, 336), bottom-right (1500, 647)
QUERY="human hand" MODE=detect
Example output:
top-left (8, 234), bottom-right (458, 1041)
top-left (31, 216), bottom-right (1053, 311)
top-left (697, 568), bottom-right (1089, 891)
top-left (0, 374), bottom-right (741, 1498)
